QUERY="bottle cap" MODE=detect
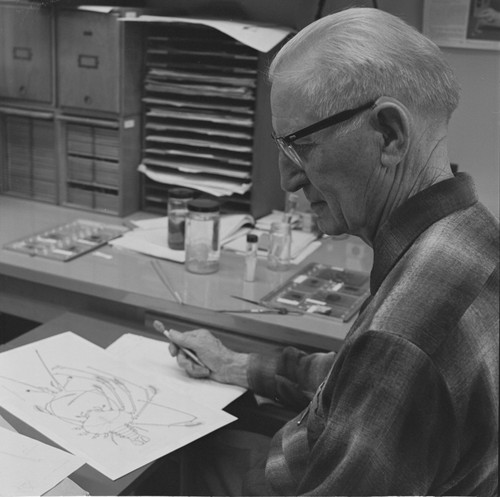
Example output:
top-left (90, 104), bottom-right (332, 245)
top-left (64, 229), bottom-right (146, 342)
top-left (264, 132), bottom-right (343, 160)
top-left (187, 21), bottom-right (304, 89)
top-left (187, 198), bottom-right (220, 212)
top-left (169, 188), bottom-right (194, 199)
top-left (246, 233), bottom-right (258, 243)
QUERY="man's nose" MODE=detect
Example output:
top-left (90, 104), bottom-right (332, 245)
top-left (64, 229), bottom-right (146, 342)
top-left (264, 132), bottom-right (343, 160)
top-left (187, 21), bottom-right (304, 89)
top-left (278, 155), bottom-right (307, 192)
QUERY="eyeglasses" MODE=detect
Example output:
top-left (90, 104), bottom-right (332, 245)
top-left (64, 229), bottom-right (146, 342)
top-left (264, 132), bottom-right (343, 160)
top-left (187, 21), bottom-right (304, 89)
top-left (272, 100), bottom-right (376, 168)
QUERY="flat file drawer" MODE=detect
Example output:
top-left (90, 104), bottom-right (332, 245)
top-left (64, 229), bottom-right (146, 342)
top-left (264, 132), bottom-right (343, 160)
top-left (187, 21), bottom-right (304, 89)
top-left (0, 5), bottom-right (53, 103)
top-left (57, 10), bottom-right (120, 113)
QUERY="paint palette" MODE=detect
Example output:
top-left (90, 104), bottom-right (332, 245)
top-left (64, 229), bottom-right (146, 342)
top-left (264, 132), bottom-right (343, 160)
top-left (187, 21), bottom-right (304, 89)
top-left (4, 219), bottom-right (129, 261)
top-left (261, 263), bottom-right (370, 322)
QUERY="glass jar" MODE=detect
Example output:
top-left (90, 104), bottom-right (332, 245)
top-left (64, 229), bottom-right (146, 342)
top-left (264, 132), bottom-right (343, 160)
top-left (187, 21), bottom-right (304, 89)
top-left (167, 188), bottom-right (194, 250)
top-left (185, 199), bottom-right (220, 274)
top-left (267, 221), bottom-right (291, 271)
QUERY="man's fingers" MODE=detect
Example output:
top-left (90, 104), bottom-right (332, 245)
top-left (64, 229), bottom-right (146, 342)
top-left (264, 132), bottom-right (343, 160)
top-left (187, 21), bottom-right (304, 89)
top-left (177, 350), bottom-right (210, 377)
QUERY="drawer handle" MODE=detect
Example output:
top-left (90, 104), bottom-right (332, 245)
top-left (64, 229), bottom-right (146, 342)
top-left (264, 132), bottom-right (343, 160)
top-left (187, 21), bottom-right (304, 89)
top-left (18, 85), bottom-right (27, 95)
top-left (13, 47), bottom-right (32, 60)
top-left (84, 95), bottom-right (93, 105)
top-left (78, 54), bottom-right (99, 69)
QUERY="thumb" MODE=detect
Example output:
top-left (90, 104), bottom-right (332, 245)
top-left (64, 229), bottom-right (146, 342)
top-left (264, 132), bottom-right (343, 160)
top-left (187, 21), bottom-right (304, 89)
top-left (167, 328), bottom-right (186, 346)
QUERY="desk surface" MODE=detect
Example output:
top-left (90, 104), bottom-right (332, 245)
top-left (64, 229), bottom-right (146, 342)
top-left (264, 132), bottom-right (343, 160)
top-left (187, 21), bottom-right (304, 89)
top-left (0, 312), bottom-right (181, 496)
top-left (0, 195), bottom-right (373, 351)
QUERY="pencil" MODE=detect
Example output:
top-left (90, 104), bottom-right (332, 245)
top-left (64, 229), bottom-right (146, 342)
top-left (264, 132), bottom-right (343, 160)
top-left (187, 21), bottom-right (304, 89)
top-left (150, 259), bottom-right (184, 305)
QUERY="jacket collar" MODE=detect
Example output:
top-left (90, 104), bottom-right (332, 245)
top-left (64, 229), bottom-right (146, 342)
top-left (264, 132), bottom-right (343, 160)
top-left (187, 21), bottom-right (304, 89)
top-left (370, 173), bottom-right (478, 294)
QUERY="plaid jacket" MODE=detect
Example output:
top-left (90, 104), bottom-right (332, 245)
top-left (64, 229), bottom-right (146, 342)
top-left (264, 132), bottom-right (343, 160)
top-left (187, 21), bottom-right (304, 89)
top-left (247, 173), bottom-right (499, 496)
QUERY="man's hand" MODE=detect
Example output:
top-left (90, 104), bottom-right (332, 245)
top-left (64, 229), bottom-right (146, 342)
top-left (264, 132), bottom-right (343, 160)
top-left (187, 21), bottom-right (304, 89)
top-left (168, 328), bottom-right (250, 388)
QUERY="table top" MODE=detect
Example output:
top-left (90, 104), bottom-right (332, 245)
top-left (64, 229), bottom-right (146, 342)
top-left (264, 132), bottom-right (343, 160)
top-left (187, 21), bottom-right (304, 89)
top-left (0, 195), bottom-right (373, 351)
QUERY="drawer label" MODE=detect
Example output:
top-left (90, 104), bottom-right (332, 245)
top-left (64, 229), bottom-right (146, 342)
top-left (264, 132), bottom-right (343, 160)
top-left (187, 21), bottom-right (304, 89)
top-left (13, 47), bottom-right (32, 60)
top-left (78, 54), bottom-right (99, 69)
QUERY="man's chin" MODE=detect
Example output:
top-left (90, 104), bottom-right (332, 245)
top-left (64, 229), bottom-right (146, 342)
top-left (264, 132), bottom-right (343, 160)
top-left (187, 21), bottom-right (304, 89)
top-left (316, 217), bottom-right (345, 237)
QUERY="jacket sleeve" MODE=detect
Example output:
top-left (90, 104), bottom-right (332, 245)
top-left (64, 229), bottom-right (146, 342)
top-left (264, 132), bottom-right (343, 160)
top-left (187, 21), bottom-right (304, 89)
top-left (246, 347), bottom-right (337, 410)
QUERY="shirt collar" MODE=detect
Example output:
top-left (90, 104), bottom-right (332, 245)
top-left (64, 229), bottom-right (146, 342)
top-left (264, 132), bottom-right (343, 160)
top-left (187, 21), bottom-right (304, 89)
top-left (370, 173), bottom-right (478, 294)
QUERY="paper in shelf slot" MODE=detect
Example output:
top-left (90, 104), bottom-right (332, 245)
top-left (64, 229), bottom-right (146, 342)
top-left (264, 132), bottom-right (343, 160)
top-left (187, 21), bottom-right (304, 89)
top-left (120, 16), bottom-right (294, 53)
top-left (138, 164), bottom-right (252, 197)
top-left (145, 122), bottom-right (253, 140)
top-left (146, 68), bottom-right (257, 87)
top-left (109, 213), bottom-right (254, 263)
top-left (143, 96), bottom-right (254, 114)
top-left (147, 108), bottom-right (254, 127)
top-left (144, 147), bottom-right (252, 166)
top-left (146, 134), bottom-right (253, 153)
top-left (143, 156), bottom-right (251, 180)
top-left (145, 81), bottom-right (255, 99)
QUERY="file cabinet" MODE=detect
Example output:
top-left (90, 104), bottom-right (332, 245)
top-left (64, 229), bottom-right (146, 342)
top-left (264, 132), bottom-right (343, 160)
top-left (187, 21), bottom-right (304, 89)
top-left (56, 9), bottom-right (143, 116)
top-left (0, 4), bottom-right (53, 105)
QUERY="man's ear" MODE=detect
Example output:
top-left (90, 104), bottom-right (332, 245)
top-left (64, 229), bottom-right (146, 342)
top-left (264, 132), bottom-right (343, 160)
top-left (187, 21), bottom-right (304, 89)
top-left (369, 98), bottom-right (410, 168)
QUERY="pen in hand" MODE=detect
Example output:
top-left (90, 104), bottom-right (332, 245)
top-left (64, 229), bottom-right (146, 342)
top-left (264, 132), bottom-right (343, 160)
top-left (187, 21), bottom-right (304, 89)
top-left (153, 320), bottom-right (206, 368)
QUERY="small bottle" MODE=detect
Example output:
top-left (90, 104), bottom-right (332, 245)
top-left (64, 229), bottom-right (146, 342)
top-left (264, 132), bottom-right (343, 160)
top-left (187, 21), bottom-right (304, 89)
top-left (185, 199), bottom-right (220, 274)
top-left (167, 188), bottom-right (194, 250)
top-left (244, 233), bottom-right (258, 282)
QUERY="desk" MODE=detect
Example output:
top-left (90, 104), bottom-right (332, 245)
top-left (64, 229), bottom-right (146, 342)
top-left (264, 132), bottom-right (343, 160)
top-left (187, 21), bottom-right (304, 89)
top-left (0, 195), bottom-right (373, 352)
top-left (0, 312), bottom-right (186, 496)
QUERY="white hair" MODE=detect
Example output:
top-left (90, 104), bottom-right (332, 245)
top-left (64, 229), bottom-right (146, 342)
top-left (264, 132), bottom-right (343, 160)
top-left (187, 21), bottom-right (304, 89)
top-left (269, 8), bottom-right (460, 124)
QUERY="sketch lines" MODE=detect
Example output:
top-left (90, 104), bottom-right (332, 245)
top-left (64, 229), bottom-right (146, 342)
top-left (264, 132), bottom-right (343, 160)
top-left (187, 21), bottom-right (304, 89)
top-left (0, 349), bottom-right (201, 447)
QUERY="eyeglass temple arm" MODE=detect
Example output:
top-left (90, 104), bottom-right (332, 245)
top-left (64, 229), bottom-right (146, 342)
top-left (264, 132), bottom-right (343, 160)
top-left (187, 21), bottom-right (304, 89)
top-left (285, 101), bottom-right (375, 143)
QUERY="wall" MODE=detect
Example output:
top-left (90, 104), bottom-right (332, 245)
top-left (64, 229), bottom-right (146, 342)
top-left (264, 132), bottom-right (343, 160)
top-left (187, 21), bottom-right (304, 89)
top-left (378, 0), bottom-right (500, 216)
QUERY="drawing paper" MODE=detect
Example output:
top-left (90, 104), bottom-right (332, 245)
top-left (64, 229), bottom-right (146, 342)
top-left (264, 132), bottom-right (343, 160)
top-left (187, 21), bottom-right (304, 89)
top-left (107, 334), bottom-right (246, 409)
top-left (0, 426), bottom-right (84, 496)
top-left (0, 332), bottom-right (236, 480)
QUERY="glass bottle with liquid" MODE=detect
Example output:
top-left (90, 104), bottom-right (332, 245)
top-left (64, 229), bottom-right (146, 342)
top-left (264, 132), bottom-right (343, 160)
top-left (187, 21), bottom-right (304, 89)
top-left (185, 199), bottom-right (220, 274)
top-left (167, 188), bottom-right (194, 250)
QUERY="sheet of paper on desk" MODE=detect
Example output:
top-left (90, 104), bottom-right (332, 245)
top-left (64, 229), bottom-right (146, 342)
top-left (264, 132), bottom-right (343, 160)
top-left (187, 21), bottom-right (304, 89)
top-left (109, 213), bottom-right (253, 263)
top-left (0, 332), bottom-right (236, 481)
top-left (0, 426), bottom-right (84, 497)
top-left (107, 334), bottom-right (246, 409)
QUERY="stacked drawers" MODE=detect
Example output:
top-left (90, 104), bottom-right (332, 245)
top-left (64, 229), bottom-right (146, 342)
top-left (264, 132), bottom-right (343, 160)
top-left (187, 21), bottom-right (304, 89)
top-left (62, 118), bottom-right (137, 215)
top-left (2, 111), bottom-right (58, 203)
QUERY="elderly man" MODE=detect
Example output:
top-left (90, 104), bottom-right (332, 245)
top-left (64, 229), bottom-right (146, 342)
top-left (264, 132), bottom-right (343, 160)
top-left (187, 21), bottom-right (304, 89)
top-left (168, 7), bottom-right (499, 496)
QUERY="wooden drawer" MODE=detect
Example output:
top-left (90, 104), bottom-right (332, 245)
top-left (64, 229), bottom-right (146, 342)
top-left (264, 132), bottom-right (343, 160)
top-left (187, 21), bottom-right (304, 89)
top-left (57, 10), bottom-right (120, 113)
top-left (67, 156), bottom-right (93, 183)
top-left (95, 190), bottom-right (119, 213)
top-left (67, 185), bottom-right (93, 208)
top-left (0, 5), bottom-right (53, 103)
top-left (95, 160), bottom-right (119, 187)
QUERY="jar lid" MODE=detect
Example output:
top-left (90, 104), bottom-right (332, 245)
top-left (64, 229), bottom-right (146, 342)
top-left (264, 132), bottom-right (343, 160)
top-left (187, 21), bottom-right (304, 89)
top-left (246, 233), bottom-right (258, 243)
top-left (187, 198), bottom-right (220, 212)
top-left (169, 188), bottom-right (194, 199)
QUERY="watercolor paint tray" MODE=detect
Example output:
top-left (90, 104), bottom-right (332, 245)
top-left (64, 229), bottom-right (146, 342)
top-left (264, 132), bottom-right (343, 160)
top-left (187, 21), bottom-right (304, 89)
top-left (261, 263), bottom-right (370, 322)
top-left (4, 219), bottom-right (129, 262)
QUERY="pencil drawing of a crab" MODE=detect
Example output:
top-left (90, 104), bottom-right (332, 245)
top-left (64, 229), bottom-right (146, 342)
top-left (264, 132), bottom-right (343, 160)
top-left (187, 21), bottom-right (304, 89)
top-left (0, 350), bottom-right (201, 446)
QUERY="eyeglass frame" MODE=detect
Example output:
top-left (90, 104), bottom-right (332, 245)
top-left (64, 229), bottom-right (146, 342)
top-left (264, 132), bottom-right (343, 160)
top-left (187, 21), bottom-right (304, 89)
top-left (272, 100), bottom-right (376, 168)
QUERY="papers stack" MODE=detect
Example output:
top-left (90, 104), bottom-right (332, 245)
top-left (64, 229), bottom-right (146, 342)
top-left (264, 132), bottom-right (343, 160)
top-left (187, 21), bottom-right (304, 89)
top-left (0, 332), bottom-right (239, 481)
top-left (109, 213), bottom-right (254, 263)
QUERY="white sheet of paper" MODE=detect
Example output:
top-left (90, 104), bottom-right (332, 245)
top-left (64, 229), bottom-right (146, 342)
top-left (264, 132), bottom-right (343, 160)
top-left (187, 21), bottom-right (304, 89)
top-left (121, 16), bottom-right (293, 53)
top-left (0, 332), bottom-right (236, 480)
top-left (0, 427), bottom-right (84, 497)
top-left (107, 334), bottom-right (246, 409)
top-left (138, 164), bottom-right (252, 197)
top-left (109, 214), bottom-right (254, 263)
